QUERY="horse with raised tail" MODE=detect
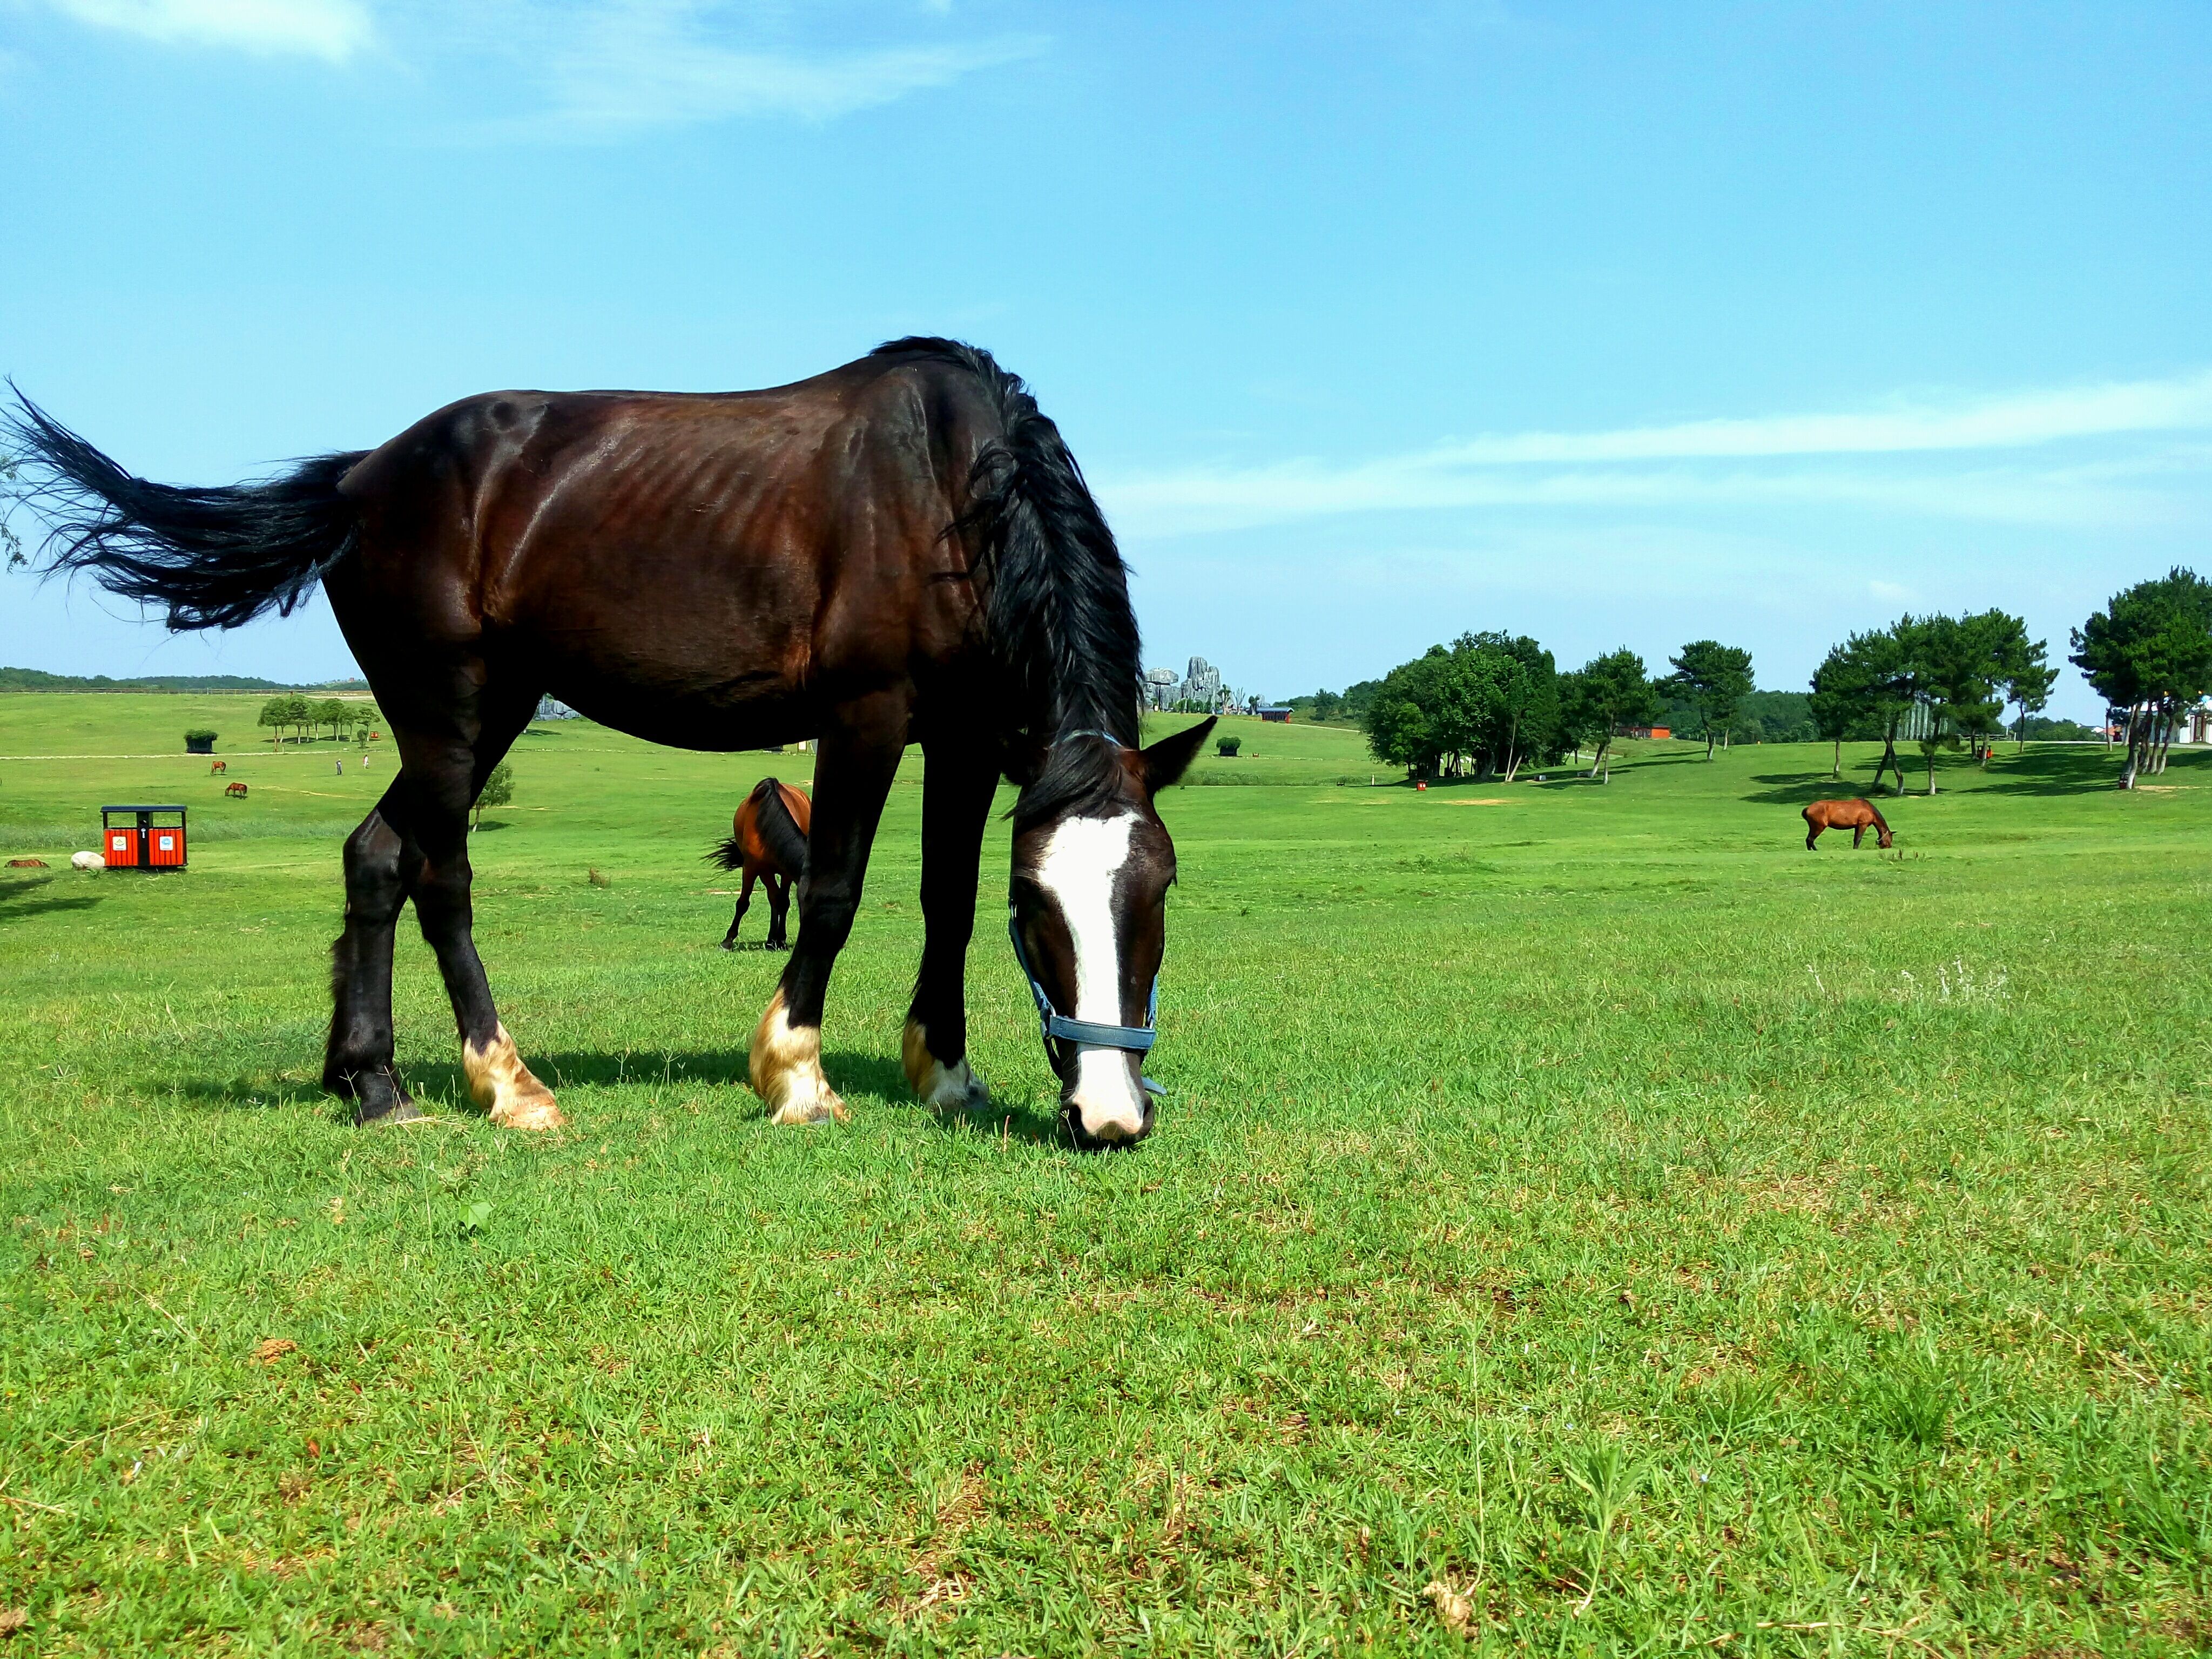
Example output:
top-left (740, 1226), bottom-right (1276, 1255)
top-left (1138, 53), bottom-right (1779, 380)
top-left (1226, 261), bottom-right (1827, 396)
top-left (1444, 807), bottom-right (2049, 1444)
top-left (710, 777), bottom-right (810, 950)
top-left (13, 338), bottom-right (1213, 1148)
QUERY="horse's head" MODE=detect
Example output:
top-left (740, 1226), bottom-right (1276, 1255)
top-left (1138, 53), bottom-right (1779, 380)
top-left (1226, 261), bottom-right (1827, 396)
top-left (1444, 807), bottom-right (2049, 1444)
top-left (1876, 822), bottom-right (1894, 849)
top-left (1008, 716), bottom-right (1215, 1149)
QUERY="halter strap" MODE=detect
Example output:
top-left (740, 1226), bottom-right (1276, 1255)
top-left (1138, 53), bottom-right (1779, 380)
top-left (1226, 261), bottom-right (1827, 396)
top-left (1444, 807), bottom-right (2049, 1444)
top-left (1007, 907), bottom-right (1166, 1095)
top-left (1051, 728), bottom-right (1132, 749)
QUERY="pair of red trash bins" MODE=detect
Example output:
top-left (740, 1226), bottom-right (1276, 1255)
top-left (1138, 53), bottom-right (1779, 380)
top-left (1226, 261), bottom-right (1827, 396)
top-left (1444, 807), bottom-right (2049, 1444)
top-left (100, 805), bottom-right (188, 869)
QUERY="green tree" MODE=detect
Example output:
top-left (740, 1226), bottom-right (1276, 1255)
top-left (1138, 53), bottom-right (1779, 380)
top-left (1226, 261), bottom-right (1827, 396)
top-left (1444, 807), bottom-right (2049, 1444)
top-left (1462, 632), bottom-right (1560, 781)
top-left (474, 758), bottom-right (515, 830)
top-left (2071, 568), bottom-right (2212, 789)
top-left (0, 450), bottom-right (23, 570)
top-left (1807, 646), bottom-right (1860, 780)
top-left (1561, 648), bottom-right (1660, 782)
top-left (1955, 610), bottom-right (2044, 767)
top-left (1362, 648), bottom-right (1449, 777)
top-left (314, 698), bottom-right (348, 741)
top-left (2004, 656), bottom-right (2059, 751)
top-left (1885, 613), bottom-right (2008, 795)
top-left (1664, 640), bottom-right (1755, 759)
top-left (1816, 628), bottom-right (1916, 795)
top-left (276, 694), bottom-right (314, 745)
top-left (258, 696), bottom-right (291, 747)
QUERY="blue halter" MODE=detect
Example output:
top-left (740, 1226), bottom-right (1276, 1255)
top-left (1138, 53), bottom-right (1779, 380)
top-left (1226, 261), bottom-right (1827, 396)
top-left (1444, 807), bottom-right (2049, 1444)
top-left (1007, 727), bottom-right (1166, 1093)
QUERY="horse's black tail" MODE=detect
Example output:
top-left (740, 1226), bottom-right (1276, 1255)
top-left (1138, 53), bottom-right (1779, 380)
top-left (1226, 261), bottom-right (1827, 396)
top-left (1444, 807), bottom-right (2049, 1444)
top-left (706, 836), bottom-right (747, 873)
top-left (870, 338), bottom-right (1142, 754)
top-left (5, 392), bottom-right (367, 631)
top-left (750, 778), bottom-right (808, 878)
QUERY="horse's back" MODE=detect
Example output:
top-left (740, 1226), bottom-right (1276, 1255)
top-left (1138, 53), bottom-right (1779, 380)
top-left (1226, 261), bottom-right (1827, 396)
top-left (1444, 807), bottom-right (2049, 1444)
top-left (777, 781), bottom-right (812, 837)
top-left (327, 356), bottom-right (995, 746)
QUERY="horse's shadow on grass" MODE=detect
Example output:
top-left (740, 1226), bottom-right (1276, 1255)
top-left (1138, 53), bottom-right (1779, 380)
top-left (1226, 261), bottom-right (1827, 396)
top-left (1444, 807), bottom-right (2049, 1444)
top-left (177, 1046), bottom-right (1065, 1143)
top-left (0, 874), bottom-right (103, 923)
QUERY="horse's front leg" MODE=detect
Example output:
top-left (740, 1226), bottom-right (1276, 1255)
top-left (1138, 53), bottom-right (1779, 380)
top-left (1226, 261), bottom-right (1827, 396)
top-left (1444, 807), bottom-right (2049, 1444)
top-left (749, 697), bottom-right (906, 1125)
top-left (1852, 825), bottom-right (1865, 848)
top-left (903, 742), bottom-right (1000, 1113)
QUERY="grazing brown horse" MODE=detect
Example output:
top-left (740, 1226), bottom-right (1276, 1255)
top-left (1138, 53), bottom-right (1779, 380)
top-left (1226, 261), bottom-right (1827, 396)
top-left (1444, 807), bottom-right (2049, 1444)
top-left (15, 339), bottom-right (1214, 1148)
top-left (1803, 798), bottom-right (1892, 849)
top-left (224, 781), bottom-right (248, 799)
top-left (711, 777), bottom-right (810, 950)
top-left (210, 759), bottom-right (226, 773)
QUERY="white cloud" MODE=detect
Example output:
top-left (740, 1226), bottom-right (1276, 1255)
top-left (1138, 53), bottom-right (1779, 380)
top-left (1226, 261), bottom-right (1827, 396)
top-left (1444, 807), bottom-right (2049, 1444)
top-left (1423, 368), bottom-right (2212, 466)
top-left (36, 1), bottom-right (1038, 127)
top-left (1097, 370), bottom-right (2212, 537)
top-left (538, 5), bottom-right (1042, 131)
top-left (49, 0), bottom-right (373, 61)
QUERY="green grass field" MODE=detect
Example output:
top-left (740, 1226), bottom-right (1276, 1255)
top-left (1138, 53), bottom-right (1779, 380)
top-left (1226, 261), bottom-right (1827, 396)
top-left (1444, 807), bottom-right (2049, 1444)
top-left (3, 693), bottom-right (2207, 1655)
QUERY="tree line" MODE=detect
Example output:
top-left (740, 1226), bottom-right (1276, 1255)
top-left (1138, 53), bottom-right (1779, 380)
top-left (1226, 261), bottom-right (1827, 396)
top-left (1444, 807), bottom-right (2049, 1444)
top-left (1285, 565), bottom-right (2211, 793)
top-left (258, 696), bottom-right (379, 746)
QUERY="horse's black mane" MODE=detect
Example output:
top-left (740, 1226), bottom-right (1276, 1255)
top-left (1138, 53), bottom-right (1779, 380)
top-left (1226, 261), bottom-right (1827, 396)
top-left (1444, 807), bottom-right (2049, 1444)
top-left (872, 338), bottom-right (1143, 830)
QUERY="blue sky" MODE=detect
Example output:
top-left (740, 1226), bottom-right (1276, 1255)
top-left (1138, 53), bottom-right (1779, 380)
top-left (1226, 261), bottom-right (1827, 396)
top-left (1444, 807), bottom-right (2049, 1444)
top-left (4, 2), bottom-right (2208, 719)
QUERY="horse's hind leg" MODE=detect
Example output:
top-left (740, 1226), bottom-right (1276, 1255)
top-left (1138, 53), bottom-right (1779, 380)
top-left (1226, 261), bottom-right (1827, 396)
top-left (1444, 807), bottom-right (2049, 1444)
top-left (722, 869), bottom-right (756, 950)
top-left (903, 740), bottom-right (996, 1112)
top-left (398, 693), bottom-right (564, 1131)
top-left (325, 785), bottom-right (419, 1124)
top-left (765, 874), bottom-right (792, 950)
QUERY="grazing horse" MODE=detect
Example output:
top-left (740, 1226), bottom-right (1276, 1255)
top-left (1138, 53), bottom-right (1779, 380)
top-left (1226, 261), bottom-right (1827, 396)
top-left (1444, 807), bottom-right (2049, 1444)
top-left (1803, 797), bottom-right (1892, 849)
top-left (711, 777), bottom-right (810, 950)
top-left (14, 339), bottom-right (1213, 1148)
top-left (210, 759), bottom-right (226, 773)
top-left (225, 781), bottom-right (249, 799)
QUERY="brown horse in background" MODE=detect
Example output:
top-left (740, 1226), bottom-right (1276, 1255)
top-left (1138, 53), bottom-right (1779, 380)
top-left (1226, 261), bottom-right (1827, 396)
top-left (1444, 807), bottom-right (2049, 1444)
top-left (711, 777), bottom-right (810, 950)
top-left (1803, 798), bottom-right (1892, 849)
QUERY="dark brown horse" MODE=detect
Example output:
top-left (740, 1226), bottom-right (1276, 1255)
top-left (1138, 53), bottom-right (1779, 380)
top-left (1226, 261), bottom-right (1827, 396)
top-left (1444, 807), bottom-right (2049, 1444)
top-left (1803, 798), bottom-right (1892, 849)
top-left (711, 777), bottom-right (810, 950)
top-left (15, 339), bottom-right (1215, 1147)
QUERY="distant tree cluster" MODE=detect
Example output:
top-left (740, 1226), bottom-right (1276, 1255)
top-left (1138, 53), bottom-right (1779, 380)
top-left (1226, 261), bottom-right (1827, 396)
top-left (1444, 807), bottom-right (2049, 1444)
top-left (1809, 612), bottom-right (2054, 794)
top-left (2071, 568), bottom-right (2212, 790)
top-left (257, 696), bottom-right (379, 746)
top-left (1344, 633), bottom-right (1707, 785)
top-left (1360, 632), bottom-right (1563, 782)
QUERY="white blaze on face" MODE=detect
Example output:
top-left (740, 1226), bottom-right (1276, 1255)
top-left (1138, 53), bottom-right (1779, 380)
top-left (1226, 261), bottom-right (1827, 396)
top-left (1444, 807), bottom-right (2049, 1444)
top-left (1033, 811), bottom-right (1146, 1141)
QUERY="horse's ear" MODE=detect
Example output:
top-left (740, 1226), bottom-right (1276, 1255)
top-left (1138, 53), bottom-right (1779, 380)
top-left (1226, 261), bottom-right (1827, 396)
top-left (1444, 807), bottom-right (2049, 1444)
top-left (1140, 716), bottom-right (1216, 795)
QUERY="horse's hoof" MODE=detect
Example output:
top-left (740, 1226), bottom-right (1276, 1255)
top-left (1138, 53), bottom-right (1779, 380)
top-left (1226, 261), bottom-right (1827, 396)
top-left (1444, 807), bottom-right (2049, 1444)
top-left (466, 1024), bottom-right (567, 1132)
top-left (770, 1093), bottom-right (848, 1127)
top-left (721, 939), bottom-right (738, 951)
top-left (358, 1097), bottom-right (427, 1127)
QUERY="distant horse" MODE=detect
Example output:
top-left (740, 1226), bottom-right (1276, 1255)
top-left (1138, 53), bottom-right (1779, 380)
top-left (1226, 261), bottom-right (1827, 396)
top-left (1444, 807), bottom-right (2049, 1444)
top-left (14, 338), bottom-right (1213, 1147)
top-left (210, 759), bottom-right (226, 773)
top-left (225, 781), bottom-right (248, 799)
top-left (1803, 798), bottom-right (1892, 849)
top-left (710, 777), bottom-right (810, 950)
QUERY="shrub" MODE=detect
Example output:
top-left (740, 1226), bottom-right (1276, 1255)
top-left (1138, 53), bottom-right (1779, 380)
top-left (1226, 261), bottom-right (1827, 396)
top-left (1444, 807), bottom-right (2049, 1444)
top-left (474, 758), bottom-right (515, 829)
top-left (1217, 736), bottom-right (1241, 757)
top-left (184, 728), bottom-right (218, 753)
